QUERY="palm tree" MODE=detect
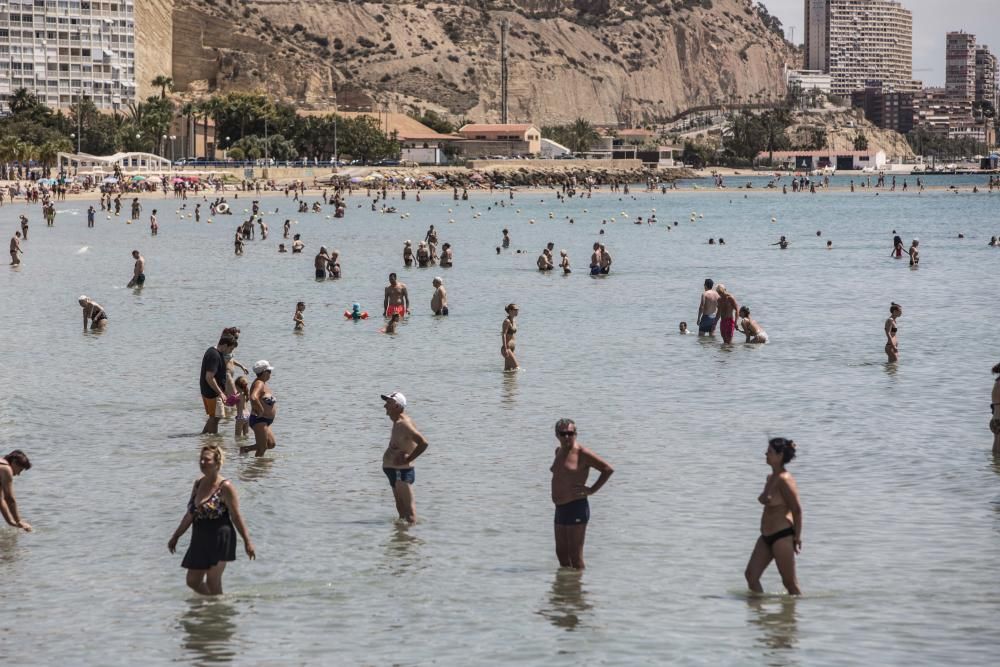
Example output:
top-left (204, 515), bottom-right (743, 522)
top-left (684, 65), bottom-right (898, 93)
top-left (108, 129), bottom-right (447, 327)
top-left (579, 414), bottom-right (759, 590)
top-left (152, 75), bottom-right (174, 100)
top-left (8, 88), bottom-right (38, 114)
top-left (179, 101), bottom-right (197, 158)
top-left (568, 118), bottom-right (599, 154)
top-left (37, 138), bottom-right (72, 173)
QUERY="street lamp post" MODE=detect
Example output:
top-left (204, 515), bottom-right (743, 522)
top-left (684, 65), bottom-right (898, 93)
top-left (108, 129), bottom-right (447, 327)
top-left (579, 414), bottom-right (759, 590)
top-left (169, 135), bottom-right (176, 163)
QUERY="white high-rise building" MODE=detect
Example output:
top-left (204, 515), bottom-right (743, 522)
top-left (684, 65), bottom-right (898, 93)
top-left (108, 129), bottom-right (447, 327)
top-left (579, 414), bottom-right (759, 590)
top-left (803, 0), bottom-right (915, 97)
top-left (0, 0), bottom-right (137, 112)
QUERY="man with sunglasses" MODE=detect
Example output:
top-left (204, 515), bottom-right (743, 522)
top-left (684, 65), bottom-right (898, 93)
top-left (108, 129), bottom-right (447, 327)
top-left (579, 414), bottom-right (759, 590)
top-left (550, 418), bottom-right (614, 569)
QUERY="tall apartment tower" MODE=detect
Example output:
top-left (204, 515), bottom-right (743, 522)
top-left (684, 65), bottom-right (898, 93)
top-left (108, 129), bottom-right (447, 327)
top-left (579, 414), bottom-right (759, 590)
top-left (945, 32), bottom-right (977, 102)
top-left (803, 0), bottom-right (915, 97)
top-left (0, 0), bottom-right (138, 111)
top-left (974, 46), bottom-right (998, 109)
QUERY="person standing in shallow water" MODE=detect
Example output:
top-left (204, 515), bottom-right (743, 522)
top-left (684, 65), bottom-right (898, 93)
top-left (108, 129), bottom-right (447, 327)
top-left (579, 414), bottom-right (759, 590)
top-left (745, 438), bottom-right (802, 596)
top-left (168, 445), bottom-right (255, 596)
top-left (501, 303), bottom-right (519, 371)
top-left (990, 363), bottom-right (1000, 456)
top-left (1, 450), bottom-right (33, 532)
top-left (550, 418), bottom-right (614, 570)
top-left (885, 303), bottom-right (901, 362)
top-left (381, 392), bottom-right (429, 524)
top-left (715, 284), bottom-right (738, 344)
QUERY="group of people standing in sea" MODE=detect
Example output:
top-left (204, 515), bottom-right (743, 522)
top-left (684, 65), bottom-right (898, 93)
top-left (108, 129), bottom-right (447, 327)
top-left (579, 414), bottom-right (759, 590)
top-left (5, 170), bottom-right (1000, 604)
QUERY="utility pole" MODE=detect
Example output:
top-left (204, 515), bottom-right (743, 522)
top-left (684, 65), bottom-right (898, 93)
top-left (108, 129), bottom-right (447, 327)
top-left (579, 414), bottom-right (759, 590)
top-left (500, 18), bottom-right (509, 124)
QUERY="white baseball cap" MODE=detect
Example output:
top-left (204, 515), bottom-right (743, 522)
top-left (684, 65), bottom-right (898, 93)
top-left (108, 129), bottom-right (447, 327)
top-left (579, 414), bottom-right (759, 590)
top-left (253, 360), bottom-right (274, 375)
top-left (380, 392), bottom-right (407, 410)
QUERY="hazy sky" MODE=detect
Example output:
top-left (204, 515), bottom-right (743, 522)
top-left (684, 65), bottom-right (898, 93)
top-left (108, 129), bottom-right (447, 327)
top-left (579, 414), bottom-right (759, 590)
top-left (762, 0), bottom-right (1000, 87)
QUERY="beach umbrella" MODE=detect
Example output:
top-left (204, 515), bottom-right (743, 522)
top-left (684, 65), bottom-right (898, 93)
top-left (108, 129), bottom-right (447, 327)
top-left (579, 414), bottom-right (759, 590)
top-left (132, 175), bottom-right (147, 181)
top-left (103, 176), bottom-right (118, 183)
top-left (349, 176), bottom-right (363, 184)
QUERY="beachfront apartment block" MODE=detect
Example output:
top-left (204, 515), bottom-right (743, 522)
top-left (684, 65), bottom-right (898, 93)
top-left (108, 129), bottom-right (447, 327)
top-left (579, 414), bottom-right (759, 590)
top-left (804, 0), bottom-right (916, 97)
top-left (0, 0), bottom-right (137, 112)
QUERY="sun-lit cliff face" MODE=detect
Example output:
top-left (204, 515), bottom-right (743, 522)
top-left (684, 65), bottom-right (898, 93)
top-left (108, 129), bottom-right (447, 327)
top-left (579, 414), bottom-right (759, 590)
top-left (168, 0), bottom-right (796, 123)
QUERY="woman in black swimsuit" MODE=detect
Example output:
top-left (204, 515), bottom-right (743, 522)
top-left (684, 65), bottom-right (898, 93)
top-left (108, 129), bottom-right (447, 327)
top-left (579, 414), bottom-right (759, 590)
top-left (240, 360), bottom-right (277, 457)
top-left (168, 445), bottom-right (254, 595)
top-left (991, 363), bottom-right (1000, 456)
top-left (501, 303), bottom-right (519, 371)
top-left (745, 438), bottom-right (803, 595)
top-left (885, 303), bottom-right (901, 362)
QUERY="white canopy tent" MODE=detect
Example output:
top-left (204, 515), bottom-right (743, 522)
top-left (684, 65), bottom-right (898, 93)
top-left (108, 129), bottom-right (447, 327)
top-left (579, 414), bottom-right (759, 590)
top-left (58, 151), bottom-right (173, 174)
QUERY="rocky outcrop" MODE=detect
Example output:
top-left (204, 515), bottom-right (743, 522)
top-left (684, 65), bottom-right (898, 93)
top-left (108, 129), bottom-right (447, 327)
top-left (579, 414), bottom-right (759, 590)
top-left (170, 0), bottom-right (796, 124)
top-left (787, 109), bottom-right (915, 159)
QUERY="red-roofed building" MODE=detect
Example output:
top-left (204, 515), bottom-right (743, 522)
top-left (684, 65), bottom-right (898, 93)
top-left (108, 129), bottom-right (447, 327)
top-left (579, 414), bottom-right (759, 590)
top-left (457, 124), bottom-right (541, 154)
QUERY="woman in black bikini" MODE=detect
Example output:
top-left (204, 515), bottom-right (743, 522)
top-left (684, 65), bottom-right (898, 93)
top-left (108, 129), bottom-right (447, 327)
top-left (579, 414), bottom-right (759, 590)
top-left (501, 304), bottom-right (519, 371)
top-left (745, 438), bottom-right (802, 595)
top-left (991, 363), bottom-right (1000, 456)
top-left (168, 445), bottom-right (254, 595)
top-left (241, 360), bottom-right (277, 457)
top-left (885, 303), bottom-right (901, 362)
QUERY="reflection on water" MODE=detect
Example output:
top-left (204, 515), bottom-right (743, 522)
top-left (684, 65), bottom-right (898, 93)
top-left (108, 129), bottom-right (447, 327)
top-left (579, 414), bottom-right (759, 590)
top-left (747, 596), bottom-right (798, 663)
top-left (178, 597), bottom-right (238, 665)
top-left (0, 530), bottom-right (22, 565)
top-left (501, 370), bottom-right (519, 408)
top-left (537, 569), bottom-right (591, 631)
top-left (381, 524), bottom-right (424, 576)
top-left (238, 458), bottom-right (274, 483)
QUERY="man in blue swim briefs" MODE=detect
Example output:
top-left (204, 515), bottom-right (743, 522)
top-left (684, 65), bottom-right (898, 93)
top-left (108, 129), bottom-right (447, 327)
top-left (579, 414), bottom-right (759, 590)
top-left (697, 278), bottom-right (719, 336)
top-left (381, 392), bottom-right (429, 524)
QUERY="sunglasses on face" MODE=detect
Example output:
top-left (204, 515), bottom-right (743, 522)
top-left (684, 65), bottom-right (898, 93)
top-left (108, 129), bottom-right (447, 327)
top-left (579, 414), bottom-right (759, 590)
top-left (557, 431), bottom-right (577, 437)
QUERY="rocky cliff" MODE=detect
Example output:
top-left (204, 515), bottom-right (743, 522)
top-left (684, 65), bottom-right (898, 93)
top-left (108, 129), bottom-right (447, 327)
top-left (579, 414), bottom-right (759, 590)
top-left (135, 0), bottom-right (175, 100)
top-left (170, 0), bottom-right (796, 124)
top-left (786, 109), bottom-right (915, 159)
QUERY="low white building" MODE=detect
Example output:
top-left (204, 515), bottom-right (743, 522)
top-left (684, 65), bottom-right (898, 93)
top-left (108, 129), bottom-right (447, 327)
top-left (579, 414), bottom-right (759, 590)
top-left (57, 151), bottom-right (173, 174)
top-left (757, 150), bottom-right (888, 171)
top-left (540, 138), bottom-right (571, 158)
top-left (786, 68), bottom-right (833, 94)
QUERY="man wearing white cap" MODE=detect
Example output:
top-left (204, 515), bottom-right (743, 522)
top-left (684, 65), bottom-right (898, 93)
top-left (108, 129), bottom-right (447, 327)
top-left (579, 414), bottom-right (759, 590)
top-left (381, 392), bottom-right (428, 524)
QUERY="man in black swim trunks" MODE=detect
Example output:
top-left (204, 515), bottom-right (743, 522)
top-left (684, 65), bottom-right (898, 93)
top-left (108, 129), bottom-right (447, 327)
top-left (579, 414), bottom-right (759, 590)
top-left (381, 392), bottom-right (429, 524)
top-left (128, 250), bottom-right (145, 287)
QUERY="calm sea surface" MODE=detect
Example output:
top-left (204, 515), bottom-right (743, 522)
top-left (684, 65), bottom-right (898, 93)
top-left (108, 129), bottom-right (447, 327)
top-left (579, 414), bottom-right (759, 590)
top-left (2, 178), bottom-right (999, 665)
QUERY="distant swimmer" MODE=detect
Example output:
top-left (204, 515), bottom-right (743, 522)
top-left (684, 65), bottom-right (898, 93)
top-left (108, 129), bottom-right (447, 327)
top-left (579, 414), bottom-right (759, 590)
top-left (560, 250), bottom-right (571, 274)
top-left (1, 450), bottom-right (33, 531)
top-left (200, 333), bottom-right (238, 435)
top-left (327, 249), bottom-right (341, 279)
top-left (771, 235), bottom-right (789, 249)
top-left (738, 306), bottom-right (768, 344)
top-left (439, 243), bottom-right (453, 268)
top-left (502, 228), bottom-right (511, 249)
top-left (891, 235), bottom-right (904, 259)
top-left (679, 322), bottom-right (690, 334)
top-left (78, 295), bottom-right (108, 331)
top-left (431, 277), bottom-right (448, 316)
top-left (550, 418), bottom-right (614, 570)
top-left (991, 363), bottom-right (1000, 456)
top-left (589, 242), bottom-right (602, 275)
top-left (381, 392), bottom-right (429, 524)
top-left (908, 239), bottom-right (920, 266)
top-left (537, 248), bottom-right (553, 271)
top-left (150, 209), bottom-right (158, 236)
top-left (745, 438), bottom-right (802, 596)
top-left (20, 215), bottom-right (29, 239)
top-left (715, 284), bottom-right (739, 344)
top-left (241, 360), bottom-right (277, 457)
top-left (314, 247), bottom-right (330, 279)
top-left (9, 231), bottom-right (22, 265)
top-left (885, 302), bottom-right (901, 362)
top-left (697, 279), bottom-right (719, 336)
top-left (416, 241), bottom-right (430, 267)
top-left (599, 244), bottom-right (612, 274)
top-left (403, 240), bottom-right (414, 267)
top-left (501, 303), bottom-right (519, 371)
top-left (384, 273), bottom-right (409, 318)
top-left (168, 444), bottom-right (255, 595)
top-left (87, 206), bottom-right (95, 228)
top-left (127, 250), bottom-right (145, 288)
top-left (293, 301), bottom-right (305, 331)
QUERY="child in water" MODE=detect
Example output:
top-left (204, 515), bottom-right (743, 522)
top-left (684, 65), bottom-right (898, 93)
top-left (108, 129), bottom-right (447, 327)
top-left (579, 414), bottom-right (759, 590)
top-left (234, 375), bottom-right (250, 439)
top-left (679, 322), bottom-right (690, 335)
top-left (383, 313), bottom-right (401, 334)
top-left (293, 301), bottom-right (306, 331)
